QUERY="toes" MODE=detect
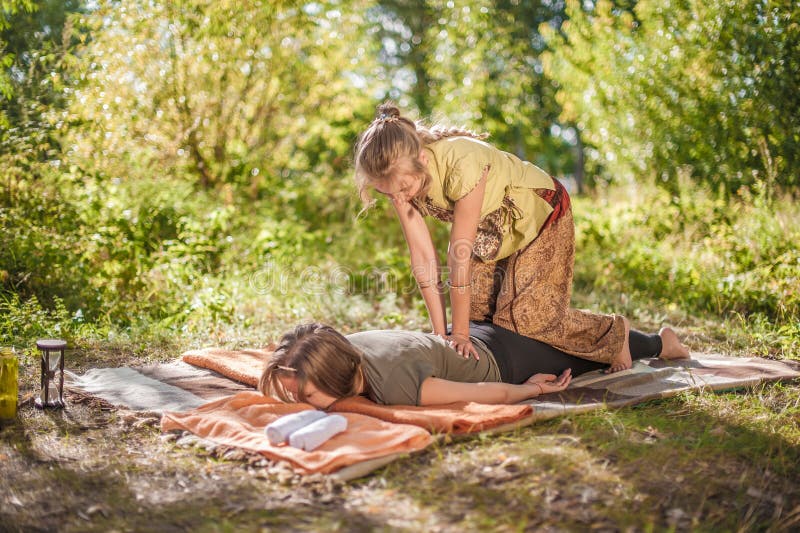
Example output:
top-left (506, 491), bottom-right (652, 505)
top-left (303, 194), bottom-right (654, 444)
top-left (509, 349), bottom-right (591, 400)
top-left (606, 361), bottom-right (632, 373)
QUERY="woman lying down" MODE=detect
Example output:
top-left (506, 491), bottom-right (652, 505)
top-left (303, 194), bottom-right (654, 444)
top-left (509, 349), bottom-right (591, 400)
top-left (258, 321), bottom-right (690, 410)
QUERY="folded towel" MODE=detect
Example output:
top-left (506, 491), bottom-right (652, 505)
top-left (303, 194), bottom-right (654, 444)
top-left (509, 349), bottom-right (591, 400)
top-left (265, 409), bottom-right (327, 446)
top-left (288, 414), bottom-right (348, 451)
top-left (329, 395), bottom-right (533, 434)
top-left (161, 391), bottom-right (433, 475)
top-left (182, 346), bottom-right (274, 387)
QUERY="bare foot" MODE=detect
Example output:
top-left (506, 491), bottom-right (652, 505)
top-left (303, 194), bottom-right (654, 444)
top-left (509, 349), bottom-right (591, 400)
top-left (659, 327), bottom-right (691, 360)
top-left (607, 316), bottom-right (633, 373)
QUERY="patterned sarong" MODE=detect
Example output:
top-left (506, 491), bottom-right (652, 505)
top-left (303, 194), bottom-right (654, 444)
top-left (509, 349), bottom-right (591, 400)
top-left (469, 179), bottom-right (625, 364)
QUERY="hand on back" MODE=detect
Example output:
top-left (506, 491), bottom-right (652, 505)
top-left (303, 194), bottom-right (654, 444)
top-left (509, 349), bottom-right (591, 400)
top-left (442, 332), bottom-right (481, 360)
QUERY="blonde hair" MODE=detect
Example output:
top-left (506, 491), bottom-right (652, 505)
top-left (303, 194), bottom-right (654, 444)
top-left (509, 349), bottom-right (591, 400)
top-left (354, 102), bottom-right (488, 213)
top-left (258, 323), bottom-right (365, 406)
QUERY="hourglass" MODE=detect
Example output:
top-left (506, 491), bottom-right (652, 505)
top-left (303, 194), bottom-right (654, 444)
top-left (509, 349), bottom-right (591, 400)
top-left (35, 339), bottom-right (66, 409)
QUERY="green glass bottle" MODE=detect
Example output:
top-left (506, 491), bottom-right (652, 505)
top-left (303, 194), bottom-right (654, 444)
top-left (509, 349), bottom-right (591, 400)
top-left (0, 346), bottom-right (18, 419)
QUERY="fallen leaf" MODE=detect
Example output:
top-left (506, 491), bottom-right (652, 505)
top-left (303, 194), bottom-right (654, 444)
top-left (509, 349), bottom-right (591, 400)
top-left (643, 426), bottom-right (663, 439)
top-left (86, 504), bottom-right (108, 518)
top-left (580, 486), bottom-right (600, 504)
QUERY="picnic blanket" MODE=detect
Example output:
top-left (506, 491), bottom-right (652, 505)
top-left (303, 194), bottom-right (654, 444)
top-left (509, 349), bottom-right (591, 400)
top-left (523, 354), bottom-right (800, 418)
top-left (65, 366), bottom-right (207, 413)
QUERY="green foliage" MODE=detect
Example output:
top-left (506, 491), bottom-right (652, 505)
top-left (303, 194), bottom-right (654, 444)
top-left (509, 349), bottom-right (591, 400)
top-left (0, 0), bottom-right (85, 134)
top-left (0, 165), bottom-right (240, 326)
top-left (67, 0), bottom-right (376, 191)
top-left (0, 0), bottom-right (36, 104)
top-left (373, 0), bottom-right (577, 177)
top-left (1, 0), bottom-right (798, 358)
top-left (572, 179), bottom-right (800, 355)
top-left (1, 168), bottom-right (87, 311)
top-left (0, 293), bottom-right (102, 349)
top-left (542, 0), bottom-right (800, 192)
top-left (1, 1), bottom-right (88, 317)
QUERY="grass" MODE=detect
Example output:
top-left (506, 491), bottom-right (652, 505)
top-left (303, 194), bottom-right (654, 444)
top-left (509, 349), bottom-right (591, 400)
top-left (1, 320), bottom-right (798, 531)
top-left (374, 384), bottom-right (800, 531)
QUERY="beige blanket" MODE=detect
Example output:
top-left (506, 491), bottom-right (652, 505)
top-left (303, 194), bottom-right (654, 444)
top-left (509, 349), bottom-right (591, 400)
top-left (524, 354), bottom-right (800, 417)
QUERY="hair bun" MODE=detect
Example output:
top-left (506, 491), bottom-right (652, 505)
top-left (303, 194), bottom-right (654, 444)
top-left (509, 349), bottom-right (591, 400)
top-left (375, 102), bottom-right (401, 122)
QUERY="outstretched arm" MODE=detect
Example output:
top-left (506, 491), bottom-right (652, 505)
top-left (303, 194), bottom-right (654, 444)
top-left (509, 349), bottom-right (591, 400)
top-left (392, 197), bottom-right (447, 335)
top-left (418, 369), bottom-right (572, 406)
top-left (447, 170), bottom-right (488, 359)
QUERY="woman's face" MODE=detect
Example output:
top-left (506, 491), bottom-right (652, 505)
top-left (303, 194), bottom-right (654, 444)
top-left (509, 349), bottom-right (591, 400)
top-left (372, 173), bottom-right (422, 203)
top-left (372, 152), bottom-right (427, 203)
top-left (278, 375), bottom-right (338, 410)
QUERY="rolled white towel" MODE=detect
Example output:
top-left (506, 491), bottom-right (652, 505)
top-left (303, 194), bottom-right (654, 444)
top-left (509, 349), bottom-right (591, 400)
top-left (288, 414), bottom-right (348, 451)
top-left (265, 410), bottom-right (327, 446)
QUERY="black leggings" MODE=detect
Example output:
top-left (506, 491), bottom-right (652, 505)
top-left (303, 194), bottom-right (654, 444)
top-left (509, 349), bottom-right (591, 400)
top-left (468, 321), bottom-right (662, 384)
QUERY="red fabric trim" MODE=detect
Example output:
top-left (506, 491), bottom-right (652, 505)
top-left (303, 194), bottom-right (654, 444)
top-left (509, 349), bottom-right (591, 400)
top-left (535, 178), bottom-right (570, 234)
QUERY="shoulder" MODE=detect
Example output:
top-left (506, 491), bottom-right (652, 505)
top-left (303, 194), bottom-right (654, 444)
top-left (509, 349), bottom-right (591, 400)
top-left (346, 329), bottom-right (445, 364)
top-left (346, 329), bottom-right (432, 345)
top-left (426, 136), bottom-right (495, 162)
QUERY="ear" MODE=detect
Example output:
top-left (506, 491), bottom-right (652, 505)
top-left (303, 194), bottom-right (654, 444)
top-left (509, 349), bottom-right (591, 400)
top-left (418, 150), bottom-right (429, 166)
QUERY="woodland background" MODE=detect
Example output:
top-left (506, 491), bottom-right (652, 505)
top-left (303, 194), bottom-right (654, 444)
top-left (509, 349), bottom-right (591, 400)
top-left (1, 0), bottom-right (797, 355)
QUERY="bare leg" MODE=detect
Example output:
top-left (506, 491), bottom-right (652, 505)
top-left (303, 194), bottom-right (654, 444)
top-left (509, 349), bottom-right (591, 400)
top-left (658, 327), bottom-right (690, 359)
top-left (606, 316), bottom-right (633, 373)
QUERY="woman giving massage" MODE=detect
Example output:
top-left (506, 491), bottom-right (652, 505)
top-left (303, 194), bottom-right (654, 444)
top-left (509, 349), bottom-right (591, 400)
top-left (259, 321), bottom-right (690, 409)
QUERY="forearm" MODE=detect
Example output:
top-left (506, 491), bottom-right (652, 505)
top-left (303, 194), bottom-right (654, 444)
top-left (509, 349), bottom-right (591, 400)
top-left (447, 249), bottom-right (472, 336)
top-left (419, 283), bottom-right (447, 334)
top-left (490, 383), bottom-right (541, 403)
top-left (410, 254), bottom-right (447, 335)
top-left (419, 377), bottom-right (542, 405)
top-left (471, 382), bottom-right (540, 404)
top-left (449, 287), bottom-right (471, 336)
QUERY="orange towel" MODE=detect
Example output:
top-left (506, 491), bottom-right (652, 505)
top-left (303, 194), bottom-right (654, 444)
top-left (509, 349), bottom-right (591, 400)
top-left (182, 346), bottom-right (274, 388)
top-left (329, 396), bottom-right (532, 435)
top-left (181, 347), bottom-right (534, 434)
top-left (161, 391), bottom-right (432, 474)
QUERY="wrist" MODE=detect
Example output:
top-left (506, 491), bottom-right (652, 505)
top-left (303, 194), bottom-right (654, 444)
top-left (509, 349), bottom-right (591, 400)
top-left (450, 327), bottom-right (470, 338)
top-left (430, 317), bottom-right (447, 335)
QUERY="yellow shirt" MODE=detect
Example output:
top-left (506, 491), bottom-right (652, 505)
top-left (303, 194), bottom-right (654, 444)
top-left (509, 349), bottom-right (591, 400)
top-left (421, 137), bottom-right (555, 261)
